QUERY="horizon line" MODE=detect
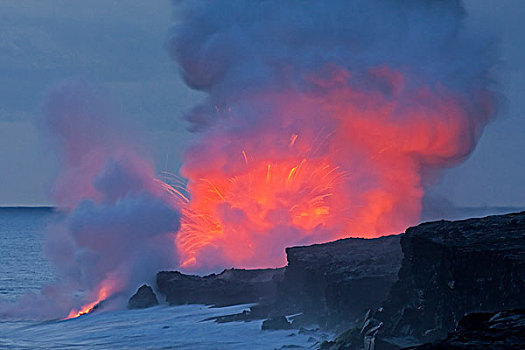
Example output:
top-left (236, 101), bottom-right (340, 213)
top-left (0, 205), bottom-right (55, 209)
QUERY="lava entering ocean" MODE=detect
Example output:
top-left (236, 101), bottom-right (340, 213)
top-left (66, 283), bottom-right (111, 319)
top-left (7, 0), bottom-right (498, 321)
top-left (34, 81), bottom-right (181, 320)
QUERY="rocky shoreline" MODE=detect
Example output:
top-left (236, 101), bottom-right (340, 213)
top-left (152, 234), bottom-right (402, 331)
top-left (130, 211), bottom-right (525, 349)
top-left (407, 309), bottom-right (525, 349)
top-left (321, 211), bottom-right (525, 349)
top-left (157, 268), bottom-right (283, 307)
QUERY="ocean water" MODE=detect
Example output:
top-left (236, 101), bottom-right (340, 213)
top-left (0, 208), bottom-right (329, 349)
top-left (0, 208), bottom-right (56, 302)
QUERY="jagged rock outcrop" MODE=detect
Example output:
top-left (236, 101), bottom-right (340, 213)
top-left (128, 284), bottom-right (158, 309)
top-left (261, 316), bottom-right (292, 330)
top-left (407, 309), bottom-right (525, 349)
top-left (156, 268), bottom-right (284, 307)
top-left (153, 235), bottom-right (402, 329)
top-left (277, 235), bottom-right (402, 328)
top-left (139, 210), bottom-right (525, 349)
top-left (327, 211), bottom-right (525, 350)
top-left (379, 211), bottom-right (525, 342)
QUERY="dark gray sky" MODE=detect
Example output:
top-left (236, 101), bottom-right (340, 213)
top-left (0, 0), bottom-right (523, 207)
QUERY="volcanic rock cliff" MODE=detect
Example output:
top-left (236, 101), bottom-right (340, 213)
top-left (326, 211), bottom-right (525, 350)
top-left (381, 211), bottom-right (525, 340)
top-left (407, 309), bottom-right (525, 350)
top-left (156, 268), bottom-right (284, 307)
top-left (277, 235), bottom-right (402, 328)
top-left (142, 211), bottom-right (525, 348)
top-left (154, 235), bottom-right (402, 329)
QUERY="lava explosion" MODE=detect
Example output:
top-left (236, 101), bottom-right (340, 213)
top-left (1, 0), bottom-right (499, 321)
top-left (167, 0), bottom-right (498, 270)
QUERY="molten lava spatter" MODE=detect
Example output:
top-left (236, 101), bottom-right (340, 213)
top-left (66, 284), bottom-right (110, 319)
top-left (173, 155), bottom-right (348, 269)
top-left (160, 66), bottom-right (494, 271)
top-left (165, 0), bottom-right (497, 272)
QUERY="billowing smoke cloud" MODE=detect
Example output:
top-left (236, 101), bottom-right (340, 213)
top-left (1, 80), bottom-right (180, 319)
top-left (167, 0), bottom-right (498, 270)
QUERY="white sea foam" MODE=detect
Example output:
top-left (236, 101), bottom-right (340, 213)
top-left (0, 304), bottom-right (330, 349)
top-left (0, 208), bottom-right (329, 349)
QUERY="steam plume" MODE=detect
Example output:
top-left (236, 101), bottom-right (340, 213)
top-left (167, 0), bottom-right (498, 270)
top-left (1, 80), bottom-right (180, 319)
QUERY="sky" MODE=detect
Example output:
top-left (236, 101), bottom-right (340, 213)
top-left (0, 0), bottom-right (523, 208)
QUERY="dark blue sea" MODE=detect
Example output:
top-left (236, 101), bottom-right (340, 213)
top-left (0, 208), bottom-right (328, 349)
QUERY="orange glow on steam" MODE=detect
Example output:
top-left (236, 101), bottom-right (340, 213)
top-left (66, 283), bottom-right (112, 319)
top-left (158, 66), bottom-right (491, 271)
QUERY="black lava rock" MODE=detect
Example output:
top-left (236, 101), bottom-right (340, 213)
top-left (378, 211), bottom-right (525, 343)
top-left (262, 316), bottom-right (292, 330)
top-left (156, 236), bottom-right (402, 329)
top-left (407, 309), bottom-right (525, 349)
top-left (157, 268), bottom-right (283, 307)
top-left (128, 284), bottom-right (159, 309)
top-left (278, 234), bottom-right (402, 328)
top-left (327, 211), bottom-right (525, 350)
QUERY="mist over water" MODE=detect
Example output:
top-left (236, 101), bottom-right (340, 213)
top-left (0, 81), bottom-right (182, 320)
top-left (0, 208), bottom-right (330, 349)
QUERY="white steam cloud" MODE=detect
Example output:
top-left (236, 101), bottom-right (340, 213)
top-left (165, 0), bottom-right (499, 269)
top-left (1, 80), bottom-right (180, 320)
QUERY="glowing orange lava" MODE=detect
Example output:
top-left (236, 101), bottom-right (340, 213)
top-left (66, 284), bottom-right (111, 319)
top-left (161, 66), bottom-right (492, 271)
top-left (171, 156), bottom-right (348, 268)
